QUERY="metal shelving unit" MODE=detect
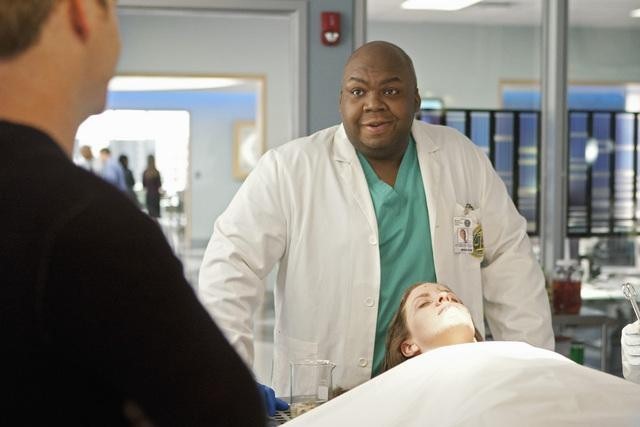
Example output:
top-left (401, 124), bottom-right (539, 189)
top-left (420, 109), bottom-right (640, 238)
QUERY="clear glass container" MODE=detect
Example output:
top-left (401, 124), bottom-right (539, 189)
top-left (289, 359), bottom-right (335, 418)
top-left (552, 259), bottom-right (582, 315)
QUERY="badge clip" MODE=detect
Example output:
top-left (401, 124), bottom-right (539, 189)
top-left (464, 203), bottom-right (474, 215)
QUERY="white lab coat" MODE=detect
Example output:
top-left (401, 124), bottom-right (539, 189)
top-left (198, 120), bottom-right (554, 396)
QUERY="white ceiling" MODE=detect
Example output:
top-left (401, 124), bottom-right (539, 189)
top-left (367, 0), bottom-right (640, 28)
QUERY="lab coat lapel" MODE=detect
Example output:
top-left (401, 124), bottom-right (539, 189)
top-left (332, 124), bottom-right (379, 238)
top-left (413, 120), bottom-right (442, 255)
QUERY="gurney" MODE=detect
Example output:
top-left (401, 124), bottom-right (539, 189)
top-left (285, 341), bottom-right (640, 426)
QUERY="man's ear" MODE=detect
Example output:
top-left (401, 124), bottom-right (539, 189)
top-left (68, 0), bottom-right (91, 41)
top-left (400, 340), bottom-right (421, 358)
top-left (413, 88), bottom-right (421, 112)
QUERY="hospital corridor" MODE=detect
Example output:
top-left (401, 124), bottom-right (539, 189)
top-left (3, 0), bottom-right (640, 425)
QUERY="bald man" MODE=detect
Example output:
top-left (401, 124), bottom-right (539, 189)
top-left (0, 1), bottom-right (264, 425)
top-left (199, 41), bottom-right (553, 400)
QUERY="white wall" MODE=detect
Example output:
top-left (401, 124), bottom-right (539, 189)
top-left (569, 27), bottom-right (640, 82)
top-left (117, 11), bottom-right (291, 244)
top-left (307, 0), bottom-right (357, 132)
top-left (368, 22), bottom-right (640, 109)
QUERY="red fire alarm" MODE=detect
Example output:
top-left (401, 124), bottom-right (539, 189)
top-left (321, 12), bottom-right (341, 46)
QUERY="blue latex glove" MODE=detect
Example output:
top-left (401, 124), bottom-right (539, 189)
top-left (258, 383), bottom-right (289, 417)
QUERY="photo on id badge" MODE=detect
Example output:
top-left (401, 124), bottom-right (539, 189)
top-left (454, 217), bottom-right (473, 254)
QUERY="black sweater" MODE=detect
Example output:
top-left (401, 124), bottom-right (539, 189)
top-left (0, 120), bottom-right (265, 426)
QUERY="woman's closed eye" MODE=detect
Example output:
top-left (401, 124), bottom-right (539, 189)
top-left (417, 300), bottom-right (432, 308)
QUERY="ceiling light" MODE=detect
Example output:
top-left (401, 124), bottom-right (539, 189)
top-left (401, 0), bottom-right (483, 11)
top-left (584, 138), bottom-right (599, 165)
top-left (631, 8), bottom-right (640, 18)
top-left (627, 94), bottom-right (640, 113)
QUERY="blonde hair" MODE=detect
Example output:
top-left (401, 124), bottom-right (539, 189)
top-left (381, 282), bottom-right (483, 373)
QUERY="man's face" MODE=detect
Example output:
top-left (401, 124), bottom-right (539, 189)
top-left (339, 47), bottom-right (420, 160)
top-left (403, 283), bottom-right (475, 352)
top-left (80, 146), bottom-right (93, 160)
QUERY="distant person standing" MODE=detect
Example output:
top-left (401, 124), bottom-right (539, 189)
top-left (99, 147), bottom-right (127, 192)
top-left (118, 154), bottom-right (138, 205)
top-left (143, 154), bottom-right (162, 218)
top-left (76, 145), bottom-right (95, 172)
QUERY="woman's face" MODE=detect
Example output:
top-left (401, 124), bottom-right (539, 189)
top-left (402, 283), bottom-right (475, 355)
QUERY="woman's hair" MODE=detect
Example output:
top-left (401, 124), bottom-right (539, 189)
top-left (381, 282), bottom-right (483, 373)
top-left (145, 155), bottom-right (157, 169)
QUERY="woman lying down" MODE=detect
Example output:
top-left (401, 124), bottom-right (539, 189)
top-left (286, 282), bottom-right (640, 427)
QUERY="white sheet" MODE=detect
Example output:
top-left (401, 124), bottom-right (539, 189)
top-left (285, 341), bottom-right (640, 427)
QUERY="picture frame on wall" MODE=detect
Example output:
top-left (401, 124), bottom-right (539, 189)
top-left (233, 120), bottom-right (261, 180)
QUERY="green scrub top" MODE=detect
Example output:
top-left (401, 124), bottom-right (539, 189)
top-left (357, 137), bottom-right (437, 375)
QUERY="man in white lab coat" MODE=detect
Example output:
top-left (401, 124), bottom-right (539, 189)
top-left (199, 41), bottom-right (554, 405)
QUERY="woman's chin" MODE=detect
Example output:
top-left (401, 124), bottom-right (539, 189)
top-left (426, 325), bottom-right (476, 351)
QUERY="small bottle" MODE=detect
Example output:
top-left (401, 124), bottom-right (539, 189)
top-left (570, 341), bottom-right (585, 365)
top-left (552, 259), bottom-right (582, 315)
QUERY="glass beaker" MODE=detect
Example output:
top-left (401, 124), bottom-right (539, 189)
top-left (289, 359), bottom-right (335, 418)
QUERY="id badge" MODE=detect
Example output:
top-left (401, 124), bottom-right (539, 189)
top-left (453, 216), bottom-right (474, 254)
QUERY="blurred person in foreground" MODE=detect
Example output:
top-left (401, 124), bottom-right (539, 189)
top-left (0, 0), bottom-right (264, 425)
